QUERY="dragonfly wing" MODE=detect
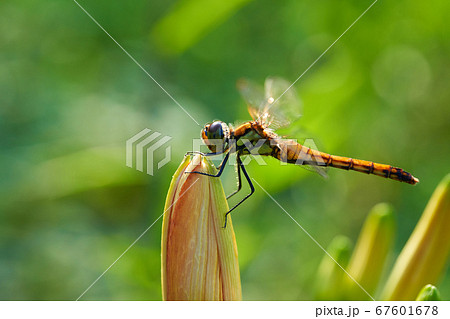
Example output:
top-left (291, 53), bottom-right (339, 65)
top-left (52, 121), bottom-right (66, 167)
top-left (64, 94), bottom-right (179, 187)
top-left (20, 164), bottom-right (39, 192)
top-left (236, 78), bottom-right (266, 122)
top-left (299, 137), bottom-right (328, 178)
top-left (237, 77), bottom-right (302, 130)
top-left (274, 137), bottom-right (328, 179)
top-left (263, 77), bottom-right (302, 129)
top-left (301, 161), bottom-right (328, 178)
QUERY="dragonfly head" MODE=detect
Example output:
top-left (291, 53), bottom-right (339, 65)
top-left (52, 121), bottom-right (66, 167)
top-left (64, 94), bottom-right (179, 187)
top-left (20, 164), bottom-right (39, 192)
top-left (202, 121), bottom-right (230, 154)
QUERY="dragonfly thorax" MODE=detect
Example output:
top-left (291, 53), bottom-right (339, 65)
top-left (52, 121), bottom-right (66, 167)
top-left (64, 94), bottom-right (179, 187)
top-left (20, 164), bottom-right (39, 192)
top-left (202, 121), bottom-right (231, 154)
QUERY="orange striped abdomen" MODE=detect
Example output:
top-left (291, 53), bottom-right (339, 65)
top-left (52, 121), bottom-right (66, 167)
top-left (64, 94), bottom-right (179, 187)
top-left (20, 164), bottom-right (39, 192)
top-left (273, 142), bottom-right (419, 185)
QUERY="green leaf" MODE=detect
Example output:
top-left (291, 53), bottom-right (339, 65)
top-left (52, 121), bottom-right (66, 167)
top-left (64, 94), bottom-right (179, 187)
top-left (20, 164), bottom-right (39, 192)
top-left (151, 0), bottom-right (253, 55)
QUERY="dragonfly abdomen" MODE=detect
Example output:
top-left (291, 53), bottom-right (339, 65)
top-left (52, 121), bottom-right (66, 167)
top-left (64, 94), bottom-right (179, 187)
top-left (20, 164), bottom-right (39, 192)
top-left (325, 155), bottom-right (419, 184)
top-left (275, 143), bottom-right (419, 185)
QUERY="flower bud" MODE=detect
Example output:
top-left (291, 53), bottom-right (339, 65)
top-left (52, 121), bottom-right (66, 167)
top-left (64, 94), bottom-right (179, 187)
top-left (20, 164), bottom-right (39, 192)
top-left (415, 284), bottom-right (441, 301)
top-left (161, 155), bottom-right (242, 300)
top-left (343, 203), bottom-right (396, 300)
top-left (315, 235), bottom-right (352, 300)
top-left (381, 174), bottom-right (450, 300)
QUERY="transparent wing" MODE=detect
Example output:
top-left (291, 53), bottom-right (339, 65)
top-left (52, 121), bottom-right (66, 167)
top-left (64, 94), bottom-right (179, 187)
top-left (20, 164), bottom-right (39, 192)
top-left (237, 77), bottom-right (302, 130)
top-left (299, 138), bottom-right (328, 179)
top-left (236, 78), bottom-right (265, 122)
top-left (274, 137), bottom-right (328, 179)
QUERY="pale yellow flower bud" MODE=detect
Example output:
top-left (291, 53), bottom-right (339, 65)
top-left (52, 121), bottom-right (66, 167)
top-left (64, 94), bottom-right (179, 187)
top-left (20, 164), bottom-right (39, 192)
top-left (315, 235), bottom-right (352, 300)
top-left (381, 174), bottom-right (450, 300)
top-left (343, 203), bottom-right (396, 300)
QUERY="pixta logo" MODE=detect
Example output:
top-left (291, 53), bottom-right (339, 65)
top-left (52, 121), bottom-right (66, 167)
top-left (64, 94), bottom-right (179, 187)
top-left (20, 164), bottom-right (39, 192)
top-left (126, 129), bottom-right (172, 175)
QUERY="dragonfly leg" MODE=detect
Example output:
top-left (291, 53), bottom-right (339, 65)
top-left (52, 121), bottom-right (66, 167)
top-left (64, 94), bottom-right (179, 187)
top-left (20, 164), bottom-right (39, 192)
top-left (185, 152), bottom-right (230, 177)
top-left (215, 156), bottom-right (226, 170)
top-left (226, 162), bottom-right (242, 199)
top-left (223, 155), bottom-right (254, 228)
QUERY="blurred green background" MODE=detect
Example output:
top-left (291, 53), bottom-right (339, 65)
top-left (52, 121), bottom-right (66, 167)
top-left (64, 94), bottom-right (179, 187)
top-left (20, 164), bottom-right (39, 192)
top-left (0, 0), bottom-right (448, 300)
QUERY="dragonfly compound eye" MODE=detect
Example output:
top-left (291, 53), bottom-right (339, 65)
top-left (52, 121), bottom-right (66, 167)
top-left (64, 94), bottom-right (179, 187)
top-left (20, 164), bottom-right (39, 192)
top-left (203, 121), bottom-right (230, 154)
top-left (207, 121), bottom-right (225, 140)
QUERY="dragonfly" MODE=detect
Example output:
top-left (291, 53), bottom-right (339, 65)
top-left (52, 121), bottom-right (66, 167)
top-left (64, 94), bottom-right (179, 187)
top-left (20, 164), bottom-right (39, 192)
top-left (188, 77), bottom-right (419, 227)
